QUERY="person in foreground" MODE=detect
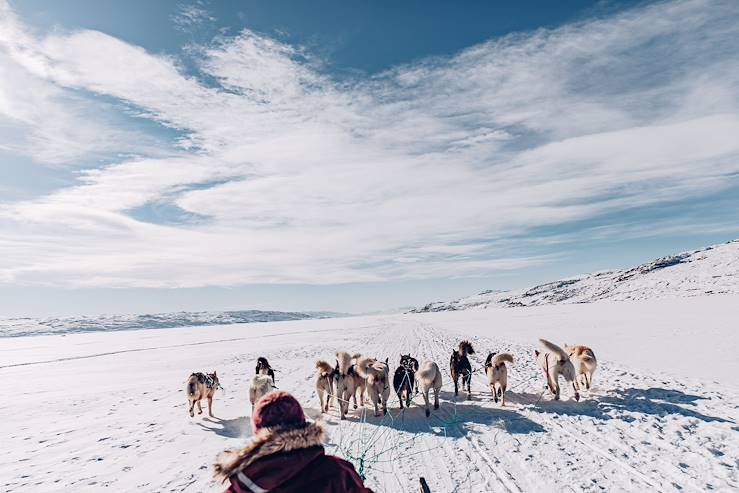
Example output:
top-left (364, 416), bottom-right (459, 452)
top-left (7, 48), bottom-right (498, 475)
top-left (214, 391), bottom-right (374, 493)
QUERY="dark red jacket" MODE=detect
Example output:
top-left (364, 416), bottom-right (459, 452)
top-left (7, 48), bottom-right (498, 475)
top-left (215, 423), bottom-right (373, 493)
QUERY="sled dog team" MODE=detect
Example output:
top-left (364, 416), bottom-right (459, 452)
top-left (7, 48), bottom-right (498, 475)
top-left (185, 339), bottom-right (597, 419)
top-left (315, 352), bottom-right (443, 418)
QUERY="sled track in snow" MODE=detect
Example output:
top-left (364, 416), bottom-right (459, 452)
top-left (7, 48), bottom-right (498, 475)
top-left (403, 322), bottom-right (730, 493)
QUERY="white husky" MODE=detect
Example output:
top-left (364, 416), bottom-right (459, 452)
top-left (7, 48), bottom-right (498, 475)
top-left (564, 344), bottom-right (597, 390)
top-left (334, 351), bottom-right (357, 419)
top-left (350, 353), bottom-right (366, 410)
top-left (356, 357), bottom-right (390, 416)
top-left (484, 352), bottom-right (513, 406)
top-left (416, 360), bottom-right (442, 417)
top-left (535, 339), bottom-right (580, 401)
top-left (249, 374), bottom-right (274, 412)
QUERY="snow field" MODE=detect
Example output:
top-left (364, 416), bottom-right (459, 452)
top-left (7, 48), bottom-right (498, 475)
top-left (1, 308), bottom-right (737, 492)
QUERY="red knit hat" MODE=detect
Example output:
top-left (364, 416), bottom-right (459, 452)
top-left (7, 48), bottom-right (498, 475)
top-left (251, 391), bottom-right (306, 432)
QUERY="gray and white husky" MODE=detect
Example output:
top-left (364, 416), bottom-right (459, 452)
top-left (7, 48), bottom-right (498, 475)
top-left (484, 352), bottom-right (513, 406)
top-left (535, 339), bottom-right (580, 401)
top-left (416, 360), bottom-right (442, 417)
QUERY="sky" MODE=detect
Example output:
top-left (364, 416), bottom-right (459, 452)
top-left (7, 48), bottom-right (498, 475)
top-left (0, 0), bottom-right (738, 317)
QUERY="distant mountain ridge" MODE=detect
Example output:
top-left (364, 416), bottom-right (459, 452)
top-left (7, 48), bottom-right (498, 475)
top-left (0, 310), bottom-right (345, 338)
top-left (413, 239), bottom-right (739, 312)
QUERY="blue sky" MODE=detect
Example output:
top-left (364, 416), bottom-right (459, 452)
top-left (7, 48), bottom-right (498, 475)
top-left (1, 0), bottom-right (738, 317)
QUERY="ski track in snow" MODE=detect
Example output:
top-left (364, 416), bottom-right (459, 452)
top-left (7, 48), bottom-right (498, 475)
top-left (1, 315), bottom-right (737, 492)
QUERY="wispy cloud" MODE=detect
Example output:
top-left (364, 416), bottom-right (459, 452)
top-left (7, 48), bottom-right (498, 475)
top-left (0, 0), bottom-right (737, 288)
top-left (172, 2), bottom-right (215, 32)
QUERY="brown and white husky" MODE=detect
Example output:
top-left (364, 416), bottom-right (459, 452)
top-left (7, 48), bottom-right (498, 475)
top-left (564, 344), bottom-right (597, 390)
top-left (314, 360), bottom-right (335, 413)
top-left (484, 352), bottom-right (513, 406)
top-left (356, 357), bottom-right (390, 416)
top-left (535, 339), bottom-right (580, 401)
top-left (186, 371), bottom-right (221, 417)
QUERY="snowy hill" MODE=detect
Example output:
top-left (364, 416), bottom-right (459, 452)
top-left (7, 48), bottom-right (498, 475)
top-left (0, 309), bottom-right (343, 338)
top-left (413, 239), bottom-right (739, 312)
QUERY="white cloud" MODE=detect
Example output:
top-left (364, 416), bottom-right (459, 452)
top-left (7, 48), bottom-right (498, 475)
top-left (0, 7), bottom-right (169, 165)
top-left (0, 0), bottom-right (738, 288)
top-left (172, 2), bottom-right (215, 32)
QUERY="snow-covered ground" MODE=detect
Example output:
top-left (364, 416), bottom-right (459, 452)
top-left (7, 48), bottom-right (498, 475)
top-left (2, 297), bottom-right (737, 492)
top-left (414, 240), bottom-right (739, 311)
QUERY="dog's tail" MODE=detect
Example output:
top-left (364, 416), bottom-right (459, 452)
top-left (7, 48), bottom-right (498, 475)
top-left (492, 353), bottom-right (514, 366)
top-left (355, 356), bottom-right (378, 380)
top-left (417, 361), bottom-right (438, 382)
top-left (315, 360), bottom-right (333, 376)
top-left (459, 340), bottom-right (475, 355)
top-left (336, 351), bottom-right (352, 375)
top-left (581, 347), bottom-right (596, 362)
top-left (539, 339), bottom-right (569, 361)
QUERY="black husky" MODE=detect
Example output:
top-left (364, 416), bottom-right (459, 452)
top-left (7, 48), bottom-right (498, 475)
top-left (255, 357), bottom-right (276, 384)
top-left (393, 354), bottom-right (419, 409)
top-left (450, 340), bottom-right (474, 398)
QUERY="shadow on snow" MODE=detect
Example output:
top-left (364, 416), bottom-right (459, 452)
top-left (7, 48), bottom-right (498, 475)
top-left (197, 416), bottom-right (252, 438)
top-left (514, 387), bottom-right (732, 424)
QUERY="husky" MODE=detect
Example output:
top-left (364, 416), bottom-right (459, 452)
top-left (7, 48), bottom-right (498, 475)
top-left (393, 354), bottom-right (419, 409)
top-left (249, 374), bottom-right (274, 412)
top-left (185, 371), bottom-right (221, 418)
top-left (484, 352), bottom-right (513, 406)
top-left (333, 351), bottom-right (358, 419)
top-left (255, 356), bottom-right (275, 385)
top-left (356, 357), bottom-right (390, 416)
top-left (564, 344), bottom-right (597, 390)
top-left (417, 360), bottom-right (442, 417)
top-left (314, 360), bottom-right (335, 413)
top-left (350, 353), bottom-right (366, 410)
top-left (450, 340), bottom-right (475, 399)
top-left (535, 339), bottom-right (580, 401)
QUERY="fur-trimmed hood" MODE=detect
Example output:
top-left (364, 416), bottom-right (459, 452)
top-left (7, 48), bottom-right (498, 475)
top-left (215, 422), bottom-right (325, 479)
top-left (215, 422), bottom-right (373, 493)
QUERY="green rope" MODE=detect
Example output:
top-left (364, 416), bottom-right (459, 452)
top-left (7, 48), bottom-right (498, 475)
top-left (329, 367), bottom-right (455, 487)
